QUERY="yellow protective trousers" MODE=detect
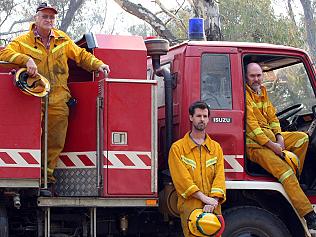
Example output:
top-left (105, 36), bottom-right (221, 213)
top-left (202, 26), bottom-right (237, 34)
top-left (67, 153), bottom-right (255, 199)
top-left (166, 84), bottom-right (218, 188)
top-left (41, 86), bottom-right (70, 183)
top-left (247, 131), bottom-right (311, 217)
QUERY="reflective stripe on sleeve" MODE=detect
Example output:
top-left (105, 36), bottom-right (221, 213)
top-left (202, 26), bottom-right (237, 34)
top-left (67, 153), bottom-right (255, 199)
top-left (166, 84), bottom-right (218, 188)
top-left (211, 188), bottom-right (225, 196)
top-left (90, 57), bottom-right (97, 66)
top-left (181, 185), bottom-right (197, 198)
top-left (9, 53), bottom-right (21, 62)
top-left (246, 137), bottom-right (258, 145)
top-left (247, 127), bottom-right (264, 138)
top-left (269, 122), bottom-right (280, 129)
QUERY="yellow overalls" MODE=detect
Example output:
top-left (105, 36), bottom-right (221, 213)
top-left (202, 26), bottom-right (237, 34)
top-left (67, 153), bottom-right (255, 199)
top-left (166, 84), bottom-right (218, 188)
top-left (0, 23), bottom-right (105, 183)
top-left (246, 85), bottom-right (312, 217)
top-left (169, 132), bottom-right (226, 236)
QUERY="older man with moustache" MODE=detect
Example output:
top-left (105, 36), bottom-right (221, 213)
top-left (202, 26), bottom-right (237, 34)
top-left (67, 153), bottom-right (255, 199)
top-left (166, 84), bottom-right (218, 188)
top-left (0, 2), bottom-right (110, 195)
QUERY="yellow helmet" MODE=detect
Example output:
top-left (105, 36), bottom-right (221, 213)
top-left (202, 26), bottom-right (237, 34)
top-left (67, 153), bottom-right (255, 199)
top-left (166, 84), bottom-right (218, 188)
top-left (15, 68), bottom-right (50, 97)
top-left (188, 209), bottom-right (225, 237)
top-left (282, 150), bottom-right (300, 177)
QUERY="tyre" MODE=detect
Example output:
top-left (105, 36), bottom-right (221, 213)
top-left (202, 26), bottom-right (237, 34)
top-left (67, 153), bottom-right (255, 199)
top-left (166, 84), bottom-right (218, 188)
top-left (222, 206), bottom-right (291, 237)
top-left (0, 206), bottom-right (9, 237)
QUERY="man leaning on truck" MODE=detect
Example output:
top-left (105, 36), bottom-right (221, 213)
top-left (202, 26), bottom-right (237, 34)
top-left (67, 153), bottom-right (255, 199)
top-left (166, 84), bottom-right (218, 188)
top-left (0, 2), bottom-right (110, 196)
top-left (168, 101), bottom-right (226, 237)
top-left (245, 62), bottom-right (316, 229)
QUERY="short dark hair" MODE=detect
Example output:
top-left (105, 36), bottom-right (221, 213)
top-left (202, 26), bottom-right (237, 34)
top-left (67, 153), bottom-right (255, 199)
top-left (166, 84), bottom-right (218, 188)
top-left (189, 101), bottom-right (210, 116)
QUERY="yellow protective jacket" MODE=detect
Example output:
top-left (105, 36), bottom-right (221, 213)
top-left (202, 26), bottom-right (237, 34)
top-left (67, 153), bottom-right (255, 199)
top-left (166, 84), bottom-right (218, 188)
top-left (0, 23), bottom-right (104, 105)
top-left (246, 85), bottom-right (281, 147)
top-left (168, 132), bottom-right (226, 213)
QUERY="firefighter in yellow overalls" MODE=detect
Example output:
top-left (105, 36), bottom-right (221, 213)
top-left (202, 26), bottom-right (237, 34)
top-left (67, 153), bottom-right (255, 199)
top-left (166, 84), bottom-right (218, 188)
top-left (169, 101), bottom-right (226, 237)
top-left (0, 2), bottom-right (110, 195)
top-left (245, 62), bottom-right (316, 229)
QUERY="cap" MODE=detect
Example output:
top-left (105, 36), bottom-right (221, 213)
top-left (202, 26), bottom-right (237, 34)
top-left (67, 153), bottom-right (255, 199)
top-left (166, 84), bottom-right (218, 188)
top-left (36, 2), bottom-right (58, 14)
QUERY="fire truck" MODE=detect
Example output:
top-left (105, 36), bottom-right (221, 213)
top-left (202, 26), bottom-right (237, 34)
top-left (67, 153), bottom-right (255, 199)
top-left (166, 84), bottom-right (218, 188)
top-left (1, 30), bottom-right (316, 237)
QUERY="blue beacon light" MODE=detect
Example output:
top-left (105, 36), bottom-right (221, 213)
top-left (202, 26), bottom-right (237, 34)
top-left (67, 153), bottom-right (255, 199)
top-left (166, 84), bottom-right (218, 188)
top-left (188, 18), bottom-right (206, 41)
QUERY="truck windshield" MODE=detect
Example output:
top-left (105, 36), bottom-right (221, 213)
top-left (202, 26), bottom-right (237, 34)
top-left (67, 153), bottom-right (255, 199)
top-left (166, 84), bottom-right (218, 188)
top-left (263, 62), bottom-right (316, 114)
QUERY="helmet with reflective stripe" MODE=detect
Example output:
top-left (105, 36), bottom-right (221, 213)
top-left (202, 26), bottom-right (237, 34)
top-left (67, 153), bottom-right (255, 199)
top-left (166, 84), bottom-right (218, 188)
top-left (15, 68), bottom-right (50, 97)
top-left (282, 150), bottom-right (300, 177)
top-left (188, 209), bottom-right (225, 237)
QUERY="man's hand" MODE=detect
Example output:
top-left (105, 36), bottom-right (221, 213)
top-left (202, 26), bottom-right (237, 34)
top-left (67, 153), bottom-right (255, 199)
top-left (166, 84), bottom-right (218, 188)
top-left (265, 140), bottom-right (283, 156)
top-left (276, 134), bottom-right (285, 150)
top-left (203, 204), bottom-right (216, 213)
top-left (26, 58), bottom-right (38, 77)
top-left (193, 191), bottom-right (219, 212)
top-left (201, 196), bottom-right (218, 213)
top-left (98, 64), bottom-right (110, 76)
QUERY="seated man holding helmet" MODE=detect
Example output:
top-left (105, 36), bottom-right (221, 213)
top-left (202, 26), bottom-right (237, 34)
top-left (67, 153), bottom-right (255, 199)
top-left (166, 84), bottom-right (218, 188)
top-left (245, 62), bottom-right (316, 229)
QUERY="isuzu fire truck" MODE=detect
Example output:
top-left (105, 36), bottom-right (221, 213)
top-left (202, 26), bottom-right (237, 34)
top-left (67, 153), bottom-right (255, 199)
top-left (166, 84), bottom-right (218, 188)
top-left (1, 31), bottom-right (316, 237)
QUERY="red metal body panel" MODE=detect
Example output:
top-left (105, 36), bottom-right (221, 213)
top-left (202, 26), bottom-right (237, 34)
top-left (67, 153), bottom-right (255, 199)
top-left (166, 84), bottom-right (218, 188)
top-left (104, 80), bottom-right (154, 196)
top-left (94, 35), bottom-right (147, 80)
top-left (0, 68), bottom-right (41, 180)
top-left (63, 82), bottom-right (99, 152)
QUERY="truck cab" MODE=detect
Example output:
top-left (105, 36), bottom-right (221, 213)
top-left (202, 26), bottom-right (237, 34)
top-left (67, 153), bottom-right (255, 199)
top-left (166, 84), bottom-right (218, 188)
top-left (151, 40), bottom-right (316, 237)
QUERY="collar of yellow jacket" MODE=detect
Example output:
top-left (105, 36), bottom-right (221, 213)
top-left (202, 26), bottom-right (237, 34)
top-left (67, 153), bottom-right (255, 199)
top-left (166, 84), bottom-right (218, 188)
top-left (246, 84), bottom-right (267, 99)
top-left (183, 132), bottom-right (214, 155)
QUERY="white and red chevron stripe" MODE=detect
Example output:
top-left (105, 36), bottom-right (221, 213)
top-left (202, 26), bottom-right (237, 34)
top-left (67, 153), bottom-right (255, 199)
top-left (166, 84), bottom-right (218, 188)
top-left (0, 149), bottom-right (40, 167)
top-left (56, 151), bottom-right (152, 170)
top-left (57, 151), bottom-right (244, 172)
top-left (0, 150), bottom-right (244, 173)
top-left (224, 155), bottom-right (244, 172)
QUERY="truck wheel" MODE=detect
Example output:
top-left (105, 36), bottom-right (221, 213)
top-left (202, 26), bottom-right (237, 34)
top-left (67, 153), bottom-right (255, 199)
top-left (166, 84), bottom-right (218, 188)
top-left (222, 206), bottom-right (291, 237)
top-left (0, 206), bottom-right (9, 237)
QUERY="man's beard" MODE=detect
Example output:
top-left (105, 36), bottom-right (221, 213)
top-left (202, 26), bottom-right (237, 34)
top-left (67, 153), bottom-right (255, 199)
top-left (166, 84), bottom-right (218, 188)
top-left (193, 122), bottom-right (206, 131)
top-left (251, 83), bottom-right (261, 92)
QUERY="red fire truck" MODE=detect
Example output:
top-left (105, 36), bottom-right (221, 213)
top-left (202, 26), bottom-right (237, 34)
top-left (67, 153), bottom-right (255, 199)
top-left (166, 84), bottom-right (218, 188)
top-left (1, 32), bottom-right (316, 237)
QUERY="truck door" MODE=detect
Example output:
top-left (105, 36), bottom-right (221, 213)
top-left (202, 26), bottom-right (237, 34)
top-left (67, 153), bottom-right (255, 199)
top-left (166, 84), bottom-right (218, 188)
top-left (103, 79), bottom-right (157, 197)
top-left (199, 50), bottom-right (245, 180)
top-left (54, 81), bottom-right (100, 196)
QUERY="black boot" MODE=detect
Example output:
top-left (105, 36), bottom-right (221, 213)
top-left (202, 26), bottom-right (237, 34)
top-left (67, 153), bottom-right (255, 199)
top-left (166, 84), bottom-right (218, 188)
top-left (39, 188), bottom-right (52, 197)
top-left (304, 211), bottom-right (316, 230)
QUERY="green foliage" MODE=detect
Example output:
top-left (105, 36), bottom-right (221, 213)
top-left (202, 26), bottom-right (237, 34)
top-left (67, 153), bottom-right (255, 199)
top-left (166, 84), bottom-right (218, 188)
top-left (219, 0), bottom-right (305, 48)
top-left (128, 23), bottom-right (155, 37)
top-left (127, 6), bottom-right (191, 41)
top-left (0, 0), bottom-right (107, 40)
top-left (266, 63), bottom-right (316, 114)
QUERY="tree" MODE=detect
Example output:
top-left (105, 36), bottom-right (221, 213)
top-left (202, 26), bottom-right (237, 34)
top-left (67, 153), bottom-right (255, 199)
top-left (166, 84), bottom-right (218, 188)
top-left (299, 0), bottom-right (316, 62)
top-left (189, 0), bottom-right (222, 40)
top-left (0, 0), bottom-right (108, 40)
top-left (113, 0), bottom-right (222, 44)
top-left (114, 0), bottom-right (306, 49)
top-left (220, 0), bottom-right (305, 48)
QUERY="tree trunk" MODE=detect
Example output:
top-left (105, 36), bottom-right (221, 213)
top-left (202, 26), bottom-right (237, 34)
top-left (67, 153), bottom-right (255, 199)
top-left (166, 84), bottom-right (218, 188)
top-left (300, 0), bottom-right (316, 63)
top-left (191, 0), bottom-right (222, 40)
top-left (113, 0), bottom-right (177, 43)
top-left (59, 0), bottom-right (84, 32)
